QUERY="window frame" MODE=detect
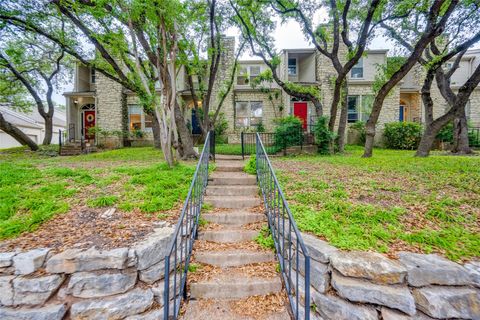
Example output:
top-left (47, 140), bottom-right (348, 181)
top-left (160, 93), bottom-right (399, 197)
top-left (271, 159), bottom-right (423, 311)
top-left (235, 101), bottom-right (264, 129)
top-left (347, 95), bottom-right (373, 123)
top-left (351, 58), bottom-right (364, 79)
top-left (288, 58), bottom-right (297, 76)
top-left (347, 96), bottom-right (360, 123)
top-left (91, 68), bottom-right (96, 84)
top-left (128, 105), bottom-right (153, 132)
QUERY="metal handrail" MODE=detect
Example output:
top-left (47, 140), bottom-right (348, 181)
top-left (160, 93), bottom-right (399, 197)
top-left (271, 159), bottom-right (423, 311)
top-left (256, 132), bottom-right (311, 320)
top-left (163, 131), bottom-right (212, 319)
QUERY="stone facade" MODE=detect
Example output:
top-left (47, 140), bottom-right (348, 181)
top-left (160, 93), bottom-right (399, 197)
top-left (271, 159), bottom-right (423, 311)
top-left (67, 43), bottom-right (480, 146)
top-left (0, 226), bottom-right (182, 319)
top-left (295, 233), bottom-right (480, 320)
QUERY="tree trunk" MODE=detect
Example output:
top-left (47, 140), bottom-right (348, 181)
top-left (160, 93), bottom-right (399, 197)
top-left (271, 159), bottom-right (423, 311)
top-left (416, 115), bottom-right (453, 157)
top-left (174, 101), bottom-right (198, 159)
top-left (313, 99), bottom-right (323, 117)
top-left (451, 113), bottom-right (472, 154)
top-left (329, 79), bottom-right (343, 131)
top-left (336, 81), bottom-right (348, 153)
top-left (0, 112), bottom-right (39, 151)
top-left (151, 112), bottom-right (162, 149)
top-left (42, 116), bottom-right (53, 145)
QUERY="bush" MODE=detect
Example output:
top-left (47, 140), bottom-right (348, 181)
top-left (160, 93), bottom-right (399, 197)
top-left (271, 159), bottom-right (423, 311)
top-left (436, 121), bottom-right (479, 146)
top-left (384, 122), bottom-right (422, 150)
top-left (256, 121), bottom-right (266, 133)
top-left (244, 154), bottom-right (256, 175)
top-left (213, 112), bottom-right (228, 144)
top-left (314, 116), bottom-right (335, 154)
top-left (274, 116), bottom-right (303, 151)
top-left (350, 121), bottom-right (366, 145)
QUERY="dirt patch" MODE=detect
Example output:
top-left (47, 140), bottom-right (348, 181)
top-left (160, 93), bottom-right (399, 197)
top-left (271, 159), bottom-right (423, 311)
top-left (0, 206), bottom-right (172, 253)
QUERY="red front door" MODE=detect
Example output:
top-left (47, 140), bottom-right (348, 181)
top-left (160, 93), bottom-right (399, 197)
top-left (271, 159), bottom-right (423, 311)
top-left (293, 102), bottom-right (308, 130)
top-left (83, 110), bottom-right (96, 140)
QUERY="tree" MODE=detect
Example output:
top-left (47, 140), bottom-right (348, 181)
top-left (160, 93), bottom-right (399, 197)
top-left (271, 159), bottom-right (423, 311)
top-left (362, 0), bottom-right (460, 158)
top-left (0, 30), bottom-right (70, 145)
top-left (0, 0), bottom-right (198, 165)
top-left (380, 1), bottom-right (480, 156)
top-left (230, 0), bottom-right (324, 116)
top-left (182, 0), bottom-right (245, 137)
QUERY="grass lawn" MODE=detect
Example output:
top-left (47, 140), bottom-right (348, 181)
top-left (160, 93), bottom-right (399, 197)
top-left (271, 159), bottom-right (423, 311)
top-left (0, 146), bottom-right (195, 240)
top-left (215, 144), bottom-right (243, 155)
top-left (273, 146), bottom-right (480, 261)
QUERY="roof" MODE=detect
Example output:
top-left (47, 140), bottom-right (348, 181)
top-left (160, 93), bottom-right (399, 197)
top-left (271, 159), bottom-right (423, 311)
top-left (0, 104), bottom-right (66, 129)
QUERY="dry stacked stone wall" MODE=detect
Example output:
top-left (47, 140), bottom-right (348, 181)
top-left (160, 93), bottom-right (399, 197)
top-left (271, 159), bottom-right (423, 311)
top-left (0, 226), bottom-right (178, 320)
top-left (296, 233), bottom-right (480, 320)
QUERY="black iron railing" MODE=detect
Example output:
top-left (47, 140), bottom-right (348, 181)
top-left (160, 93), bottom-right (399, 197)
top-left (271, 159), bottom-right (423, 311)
top-left (470, 127), bottom-right (480, 148)
top-left (256, 133), bottom-right (311, 319)
top-left (163, 131), bottom-right (213, 319)
top-left (242, 130), bottom-right (315, 159)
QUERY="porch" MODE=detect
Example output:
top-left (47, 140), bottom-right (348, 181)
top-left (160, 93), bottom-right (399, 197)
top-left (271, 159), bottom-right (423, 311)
top-left (399, 92), bottom-right (421, 122)
top-left (64, 92), bottom-right (96, 143)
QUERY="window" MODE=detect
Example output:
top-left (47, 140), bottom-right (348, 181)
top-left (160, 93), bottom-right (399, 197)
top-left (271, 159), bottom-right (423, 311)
top-left (250, 66), bottom-right (261, 84)
top-left (128, 105), bottom-right (153, 132)
top-left (360, 95), bottom-right (374, 122)
top-left (288, 58), bottom-right (297, 75)
top-left (235, 101), bottom-right (263, 128)
top-left (351, 58), bottom-right (364, 79)
top-left (237, 66), bottom-right (248, 85)
top-left (347, 95), bottom-right (372, 123)
top-left (347, 96), bottom-right (359, 123)
top-left (91, 68), bottom-right (96, 84)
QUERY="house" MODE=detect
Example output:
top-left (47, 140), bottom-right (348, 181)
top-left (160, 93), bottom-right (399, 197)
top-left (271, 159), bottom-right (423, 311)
top-left (0, 104), bottom-right (66, 149)
top-left (63, 37), bottom-right (480, 147)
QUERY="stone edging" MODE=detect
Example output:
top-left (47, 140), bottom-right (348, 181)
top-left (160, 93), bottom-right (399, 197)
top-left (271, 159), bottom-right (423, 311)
top-left (0, 225), bottom-right (177, 320)
top-left (297, 233), bottom-right (480, 320)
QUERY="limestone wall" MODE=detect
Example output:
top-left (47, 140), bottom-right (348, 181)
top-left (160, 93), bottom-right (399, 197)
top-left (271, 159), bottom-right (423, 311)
top-left (0, 226), bottom-right (179, 319)
top-left (296, 233), bottom-right (480, 320)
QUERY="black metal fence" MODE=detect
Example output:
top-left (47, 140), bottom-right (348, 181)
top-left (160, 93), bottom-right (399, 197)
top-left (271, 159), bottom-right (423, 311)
top-left (241, 130), bottom-right (315, 159)
top-left (470, 127), bottom-right (480, 148)
top-left (163, 131), bottom-right (213, 319)
top-left (256, 133), bottom-right (311, 319)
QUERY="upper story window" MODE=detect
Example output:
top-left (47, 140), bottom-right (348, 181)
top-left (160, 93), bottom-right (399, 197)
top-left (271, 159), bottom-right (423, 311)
top-left (351, 58), bottom-right (364, 79)
top-left (250, 66), bottom-right (261, 84)
top-left (288, 58), bottom-right (297, 75)
top-left (91, 68), bottom-right (96, 84)
top-left (237, 65), bottom-right (262, 85)
top-left (235, 101), bottom-right (263, 128)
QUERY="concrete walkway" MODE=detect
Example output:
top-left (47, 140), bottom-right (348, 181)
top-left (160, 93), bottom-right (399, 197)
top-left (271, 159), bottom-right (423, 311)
top-left (181, 158), bottom-right (291, 320)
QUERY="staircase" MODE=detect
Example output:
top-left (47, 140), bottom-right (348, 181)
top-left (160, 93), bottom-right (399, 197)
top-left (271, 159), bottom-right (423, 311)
top-left (181, 156), bottom-right (290, 320)
top-left (59, 142), bottom-right (83, 156)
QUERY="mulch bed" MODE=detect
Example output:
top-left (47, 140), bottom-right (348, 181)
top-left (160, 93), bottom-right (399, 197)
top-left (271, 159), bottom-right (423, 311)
top-left (0, 206), bottom-right (176, 253)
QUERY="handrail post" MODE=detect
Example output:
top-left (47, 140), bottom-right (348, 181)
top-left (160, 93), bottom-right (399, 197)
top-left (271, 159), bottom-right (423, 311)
top-left (241, 131), bottom-right (245, 160)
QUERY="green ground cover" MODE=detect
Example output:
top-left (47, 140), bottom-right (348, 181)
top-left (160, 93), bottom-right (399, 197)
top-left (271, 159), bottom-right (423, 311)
top-left (0, 146), bottom-right (195, 239)
top-left (273, 146), bottom-right (480, 261)
top-left (215, 144), bottom-right (243, 155)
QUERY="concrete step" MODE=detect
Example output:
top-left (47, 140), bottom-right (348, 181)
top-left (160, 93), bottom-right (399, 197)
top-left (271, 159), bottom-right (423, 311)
top-left (195, 250), bottom-right (275, 267)
top-left (210, 172), bottom-right (256, 186)
top-left (215, 161), bottom-right (245, 172)
top-left (215, 155), bottom-right (246, 161)
top-left (190, 274), bottom-right (282, 299)
top-left (206, 185), bottom-right (258, 197)
top-left (203, 211), bottom-right (265, 226)
top-left (205, 196), bottom-right (261, 209)
top-left (198, 229), bottom-right (259, 243)
top-left (181, 299), bottom-right (291, 320)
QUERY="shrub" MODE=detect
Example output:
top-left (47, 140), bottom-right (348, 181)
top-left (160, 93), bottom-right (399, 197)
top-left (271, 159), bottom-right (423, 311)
top-left (437, 121), bottom-right (479, 146)
top-left (314, 116), bottom-right (335, 154)
top-left (384, 122), bottom-right (422, 150)
top-left (244, 154), bottom-right (256, 175)
top-left (274, 116), bottom-right (303, 151)
top-left (350, 121), bottom-right (366, 145)
top-left (256, 121), bottom-right (266, 133)
top-left (213, 112), bottom-right (228, 144)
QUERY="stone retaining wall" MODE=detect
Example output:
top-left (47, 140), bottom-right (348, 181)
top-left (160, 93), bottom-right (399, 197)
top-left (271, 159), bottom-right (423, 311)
top-left (0, 226), bottom-right (177, 320)
top-left (297, 233), bottom-right (480, 320)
